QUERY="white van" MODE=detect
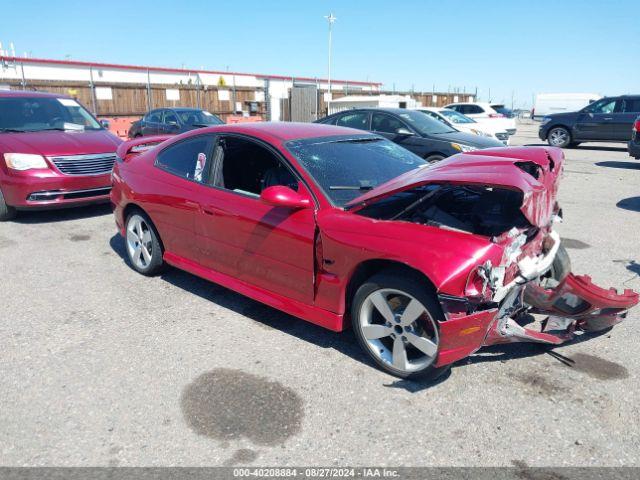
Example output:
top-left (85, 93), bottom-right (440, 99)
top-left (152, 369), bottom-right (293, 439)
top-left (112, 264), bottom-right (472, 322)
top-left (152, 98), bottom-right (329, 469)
top-left (532, 93), bottom-right (601, 119)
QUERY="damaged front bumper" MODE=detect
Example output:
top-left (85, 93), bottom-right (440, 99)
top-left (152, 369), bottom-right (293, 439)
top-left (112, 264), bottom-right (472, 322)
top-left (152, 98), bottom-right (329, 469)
top-left (435, 234), bottom-right (639, 367)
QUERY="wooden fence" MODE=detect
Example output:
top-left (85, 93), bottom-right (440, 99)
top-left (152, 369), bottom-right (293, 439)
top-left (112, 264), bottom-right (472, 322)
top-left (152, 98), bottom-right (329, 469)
top-left (3, 80), bottom-right (266, 122)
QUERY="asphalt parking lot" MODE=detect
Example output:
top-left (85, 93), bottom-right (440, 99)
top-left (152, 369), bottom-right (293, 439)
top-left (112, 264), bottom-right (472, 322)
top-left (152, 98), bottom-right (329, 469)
top-left (1, 122), bottom-right (639, 467)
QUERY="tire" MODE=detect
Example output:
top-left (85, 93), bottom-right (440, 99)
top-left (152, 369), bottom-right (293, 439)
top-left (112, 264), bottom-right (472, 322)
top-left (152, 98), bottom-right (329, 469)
top-left (0, 187), bottom-right (17, 221)
top-left (425, 154), bottom-right (445, 164)
top-left (125, 211), bottom-right (164, 276)
top-left (351, 270), bottom-right (449, 380)
top-left (547, 127), bottom-right (571, 148)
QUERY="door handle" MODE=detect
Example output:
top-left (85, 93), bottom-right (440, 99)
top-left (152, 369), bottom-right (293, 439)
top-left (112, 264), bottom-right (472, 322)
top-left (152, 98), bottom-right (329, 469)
top-left (604, 117), bottom-right (613, 120)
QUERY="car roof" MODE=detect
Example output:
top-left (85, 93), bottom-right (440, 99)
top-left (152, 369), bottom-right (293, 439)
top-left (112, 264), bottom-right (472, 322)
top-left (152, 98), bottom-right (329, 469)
top-left (0, 89), bottom-right (71, 99)
top-left (197, 122), bottom-right (368, 141)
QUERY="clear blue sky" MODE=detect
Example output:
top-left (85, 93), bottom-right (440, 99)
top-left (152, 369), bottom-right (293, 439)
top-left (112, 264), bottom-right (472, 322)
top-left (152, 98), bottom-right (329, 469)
top-left (2, 0), bottom-right (638, 108)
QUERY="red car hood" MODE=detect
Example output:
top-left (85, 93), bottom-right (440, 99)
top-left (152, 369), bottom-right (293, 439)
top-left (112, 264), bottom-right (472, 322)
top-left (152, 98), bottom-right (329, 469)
top-left (347, 146), bottom-right (564, 228)
top-left (0, 130), bottom-right (122, 157)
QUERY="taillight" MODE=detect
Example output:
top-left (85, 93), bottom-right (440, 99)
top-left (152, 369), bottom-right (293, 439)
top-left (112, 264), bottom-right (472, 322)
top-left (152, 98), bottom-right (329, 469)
top-left (634, 119), bottom-right (640, 132)
top-left (488, 113), bottom-right (505, 118)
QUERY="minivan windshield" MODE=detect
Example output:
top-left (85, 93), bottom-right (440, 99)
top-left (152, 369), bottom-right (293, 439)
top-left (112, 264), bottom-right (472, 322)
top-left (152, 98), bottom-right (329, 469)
top-left (286, 134), bottom-right (427, 206)
top-left (438, 109), bottom-right (476, 124)
top-left (395, 109), bottom-right (457, 135)
top-left (0, 97), bottom-right (101, 132)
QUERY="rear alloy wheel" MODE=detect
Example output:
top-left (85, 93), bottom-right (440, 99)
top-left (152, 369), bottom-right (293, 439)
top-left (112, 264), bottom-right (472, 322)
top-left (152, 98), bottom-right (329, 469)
top-left (125, 212), bottom-right (164, 276)
top-left (0, 188), bottom-right (17, 221)
top-left (548, 127), bottom-right (571, 148)
top-left (352, 272), bottom-right (445, 379)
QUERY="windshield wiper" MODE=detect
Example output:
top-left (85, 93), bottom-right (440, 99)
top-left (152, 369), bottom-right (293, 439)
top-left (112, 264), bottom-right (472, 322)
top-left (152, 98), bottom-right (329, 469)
top-left (330, 180), bottom-right (375, 191)
top-left (329, 185), bottom-right (374, 191)
top-left (0, 128), bottom-right (28, 133)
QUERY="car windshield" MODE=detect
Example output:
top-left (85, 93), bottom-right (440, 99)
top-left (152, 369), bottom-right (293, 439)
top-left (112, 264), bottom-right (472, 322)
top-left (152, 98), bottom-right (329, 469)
top-left (394, 109), bottom-right (457, 135)
top-left (0, 97), bottom-right (101, 132)
top-left (286, 134), bottom-right (427, 206)
top-left (438, 109), bottom-right (476, 124)
top-left (176, 109), bottom-right (223, 126)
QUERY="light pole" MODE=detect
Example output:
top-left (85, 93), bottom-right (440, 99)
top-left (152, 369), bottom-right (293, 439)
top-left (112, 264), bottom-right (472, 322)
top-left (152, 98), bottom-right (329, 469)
top-left (325, 13), bottom-right (336, 102)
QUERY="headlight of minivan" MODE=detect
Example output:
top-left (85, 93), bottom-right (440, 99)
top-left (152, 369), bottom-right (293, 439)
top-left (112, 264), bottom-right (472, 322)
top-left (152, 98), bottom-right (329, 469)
top-left (451, 143), bottom-right (478, 152)
top-left (3, 153), bottom-right (48, 171)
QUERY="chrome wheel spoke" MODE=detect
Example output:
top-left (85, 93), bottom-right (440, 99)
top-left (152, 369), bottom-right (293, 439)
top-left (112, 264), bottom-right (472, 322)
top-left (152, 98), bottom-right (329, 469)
top-left (142, 230), bottom-right (152, 245)
top-left (370, 291), bottom-right (395, 323)
top-left (133, 245), bottom-right (143, 265)
top-left (362, 324), bottom-right (393, 340)
top-left (406, 332), bottom-right (437, 357)
top-left (126, 229), bottom-right (138, 245)
top-left (400, 298), bottom-right (425, 326)
top-left (141, 245), bottom-right (152, 264)
top-left (392, 336), bottom-right (408, 370)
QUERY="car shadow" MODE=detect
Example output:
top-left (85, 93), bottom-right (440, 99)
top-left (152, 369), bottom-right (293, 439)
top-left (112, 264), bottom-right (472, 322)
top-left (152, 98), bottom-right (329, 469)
top-left (109, 233), bottom-right (369, 366)
top-left (107, 233), bottom-right (617, 393)
top-left (524, 143), bottom-right (629, 153)
top-left (596, 161), bottom-right (640, 170)
top-left (13, 203), bottom-right (112, 224)
top-left (617, 196), bottom-right (640, 212)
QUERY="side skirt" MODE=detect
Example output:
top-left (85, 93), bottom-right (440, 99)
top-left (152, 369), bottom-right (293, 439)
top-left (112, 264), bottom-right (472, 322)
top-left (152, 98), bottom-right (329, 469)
top-left (163, 251), bottom-right (344, 332)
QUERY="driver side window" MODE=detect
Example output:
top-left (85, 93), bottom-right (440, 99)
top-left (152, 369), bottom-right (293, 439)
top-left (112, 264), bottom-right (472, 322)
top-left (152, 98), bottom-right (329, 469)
top-left (163, 110), bottom-right (179, 125)
top-left (371, 113), bottom-right (407, 134)
top-left (206, 136), bottom-right (298, 197)
top-left (586, 99), bottom-right (617, 114)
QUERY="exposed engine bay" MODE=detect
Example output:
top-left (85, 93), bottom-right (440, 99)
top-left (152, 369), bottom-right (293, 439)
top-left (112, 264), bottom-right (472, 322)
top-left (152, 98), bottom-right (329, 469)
top-left (356, 184), bottom-right (532, 237)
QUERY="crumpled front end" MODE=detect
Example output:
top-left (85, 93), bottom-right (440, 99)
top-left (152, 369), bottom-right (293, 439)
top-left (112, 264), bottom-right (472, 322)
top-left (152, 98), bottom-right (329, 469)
top-left (435, 229), bottom-right (639, 367)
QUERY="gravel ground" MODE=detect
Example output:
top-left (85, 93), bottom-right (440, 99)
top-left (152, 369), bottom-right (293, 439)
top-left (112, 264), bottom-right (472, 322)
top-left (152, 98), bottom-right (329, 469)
top-left (1, 122), bottom-right (639, 467)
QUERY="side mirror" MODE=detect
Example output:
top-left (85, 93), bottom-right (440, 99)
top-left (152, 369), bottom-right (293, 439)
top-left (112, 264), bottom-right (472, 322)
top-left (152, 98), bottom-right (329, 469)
top-left (396, 128), bottom-right (414, 136)
top-left (260, 186), bottom-right (311, 209)
top-left (99, 119), bottom-right (110, 129)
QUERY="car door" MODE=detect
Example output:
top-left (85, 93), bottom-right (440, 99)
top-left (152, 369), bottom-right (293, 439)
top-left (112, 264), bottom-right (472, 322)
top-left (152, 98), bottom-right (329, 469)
top-left (612, 98), bottom-right (640, 141)
top-left (160, 109), bottom-right (182, 135)
top-left (573, 98), bottom-right (618, 141)
top-left (370, 112), bottom-right (428, 156)
top-left (149, 134), bottom-right (216, 260)
top-left (142, 110), bottom-right (162, 136)
top-left (194, 134), bottom-right (316, 304)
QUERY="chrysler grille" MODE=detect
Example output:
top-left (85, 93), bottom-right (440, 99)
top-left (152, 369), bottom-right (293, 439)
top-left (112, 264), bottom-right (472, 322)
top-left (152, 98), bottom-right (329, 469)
top-left (48, 153), bottom-right (116, 176)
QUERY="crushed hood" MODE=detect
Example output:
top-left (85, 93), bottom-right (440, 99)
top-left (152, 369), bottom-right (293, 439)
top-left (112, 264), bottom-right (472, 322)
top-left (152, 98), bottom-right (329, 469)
top-left (347, 146), bottom-right (564, 228)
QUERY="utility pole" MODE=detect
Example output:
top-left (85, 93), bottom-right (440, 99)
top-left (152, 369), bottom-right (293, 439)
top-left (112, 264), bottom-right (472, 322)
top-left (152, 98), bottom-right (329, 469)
top-left (325, 13), bottom-right (336, 101)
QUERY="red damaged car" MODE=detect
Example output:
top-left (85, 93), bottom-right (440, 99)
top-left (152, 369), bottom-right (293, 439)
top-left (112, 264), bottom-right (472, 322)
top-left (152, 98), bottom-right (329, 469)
top-left (111, 123), bottom-right (638, 379)
top-left (0, 90), bottom-right (121, 221)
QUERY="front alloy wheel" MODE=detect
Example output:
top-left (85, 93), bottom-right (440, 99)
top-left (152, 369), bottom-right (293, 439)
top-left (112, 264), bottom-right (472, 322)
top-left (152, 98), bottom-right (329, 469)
top-left (125, 213), bottom-right (163, 275)
top-left (352, 273), bottom-right (444, 379)
top-left (548, 127), bottom-right (571, 148)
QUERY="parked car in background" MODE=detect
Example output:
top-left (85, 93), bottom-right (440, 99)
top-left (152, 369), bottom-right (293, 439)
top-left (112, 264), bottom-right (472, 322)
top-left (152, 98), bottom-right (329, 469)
top-left (629, 116), bottom-right (640, 159)
top-left (128, 108), bottom-right (223, 138)
top-left (111, 122), bottom-right (638, 379)
top-left (316, 108), bottom-right (504, 163)
top-left (417, 107), bottom-right (510, 145)
top-left (0, 90), bottom-right (122, 221)
top-left (538, 95), bottom-right (640, 148)
top-left (532, 93), bottom-right (601, 120)
top-left (444, 102), bottom-right (517, 136)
